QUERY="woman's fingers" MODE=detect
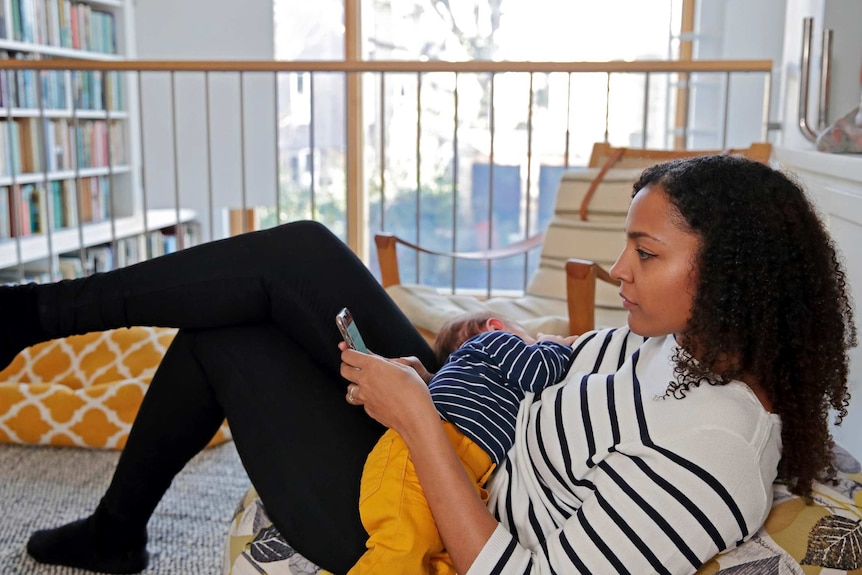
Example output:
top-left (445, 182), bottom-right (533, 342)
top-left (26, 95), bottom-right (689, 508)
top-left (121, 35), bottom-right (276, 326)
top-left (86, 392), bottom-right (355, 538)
top-left (346, 383), bottom-right (362, 406)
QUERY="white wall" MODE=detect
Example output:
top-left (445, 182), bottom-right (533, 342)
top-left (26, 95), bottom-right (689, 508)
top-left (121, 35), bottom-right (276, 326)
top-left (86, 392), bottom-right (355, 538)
top-left (691, 0), bottom-right (787, 148)
top-left (133, 0), bottom-right (277, 241)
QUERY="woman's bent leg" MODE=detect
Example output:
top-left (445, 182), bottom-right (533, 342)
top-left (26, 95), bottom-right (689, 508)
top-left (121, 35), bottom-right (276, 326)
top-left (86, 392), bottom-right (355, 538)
top-left (196, 324), bottom-right (380, 573)
top-left (28, 221), bottom-right (436, 372)
top-left (29, 324), bottom-right (379, 575)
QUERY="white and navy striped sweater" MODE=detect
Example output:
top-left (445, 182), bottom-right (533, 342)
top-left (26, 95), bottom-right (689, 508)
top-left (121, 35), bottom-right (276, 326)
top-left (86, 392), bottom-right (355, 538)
top-left (428, 330), bottom-right (575, 465)
top-left (467, 327), bottom-right (782, 575)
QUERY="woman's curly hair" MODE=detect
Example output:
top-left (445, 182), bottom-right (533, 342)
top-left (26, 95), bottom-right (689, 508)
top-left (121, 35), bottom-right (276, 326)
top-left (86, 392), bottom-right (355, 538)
top-left (634, 155), bottom-right (856, 497)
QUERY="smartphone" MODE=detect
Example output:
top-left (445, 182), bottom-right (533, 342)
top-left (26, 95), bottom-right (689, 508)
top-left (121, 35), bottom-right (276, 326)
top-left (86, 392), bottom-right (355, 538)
top-left (336, 307), bottom-right (369, 354)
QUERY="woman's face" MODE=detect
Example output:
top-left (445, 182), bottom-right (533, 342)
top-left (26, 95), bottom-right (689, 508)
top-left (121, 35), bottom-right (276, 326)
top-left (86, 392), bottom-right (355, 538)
top-left (610, 185), bottom-right (701, 338)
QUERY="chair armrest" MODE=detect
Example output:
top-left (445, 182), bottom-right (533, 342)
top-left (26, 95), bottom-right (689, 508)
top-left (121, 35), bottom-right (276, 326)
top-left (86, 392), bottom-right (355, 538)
top-left (374, 231), bottom-right (546, 289)
top-left (565, 259), bottom-right (620, 335)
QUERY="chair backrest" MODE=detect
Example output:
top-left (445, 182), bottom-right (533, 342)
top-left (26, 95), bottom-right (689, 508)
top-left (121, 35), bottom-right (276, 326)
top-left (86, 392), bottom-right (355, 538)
top-left (526, 142), bottom-right (772, 314)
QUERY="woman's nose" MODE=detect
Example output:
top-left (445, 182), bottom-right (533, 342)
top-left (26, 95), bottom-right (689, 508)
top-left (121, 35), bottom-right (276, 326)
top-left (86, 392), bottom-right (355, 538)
top-left (609, 249), bottom-right (629, 283)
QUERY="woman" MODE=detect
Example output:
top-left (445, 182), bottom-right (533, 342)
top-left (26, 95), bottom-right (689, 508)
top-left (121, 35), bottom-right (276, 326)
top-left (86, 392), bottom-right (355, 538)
top-left (4, 155), bottom-right (854, 574)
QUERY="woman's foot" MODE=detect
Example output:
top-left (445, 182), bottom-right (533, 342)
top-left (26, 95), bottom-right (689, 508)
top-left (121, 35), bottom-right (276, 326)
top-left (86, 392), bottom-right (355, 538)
top-left (26, 515), bottom-right (149, 574)
top-left (0, 283), bottom-right (49, 371)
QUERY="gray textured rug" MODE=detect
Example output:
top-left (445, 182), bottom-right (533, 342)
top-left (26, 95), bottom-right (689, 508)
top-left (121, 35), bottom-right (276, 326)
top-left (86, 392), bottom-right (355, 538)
top-left (0, 442), bottom-right (250, 574)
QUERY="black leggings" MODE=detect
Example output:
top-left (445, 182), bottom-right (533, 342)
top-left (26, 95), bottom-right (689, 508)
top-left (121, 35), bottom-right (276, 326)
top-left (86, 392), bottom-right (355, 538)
top-left (36, 221), bottom-right (437, 573)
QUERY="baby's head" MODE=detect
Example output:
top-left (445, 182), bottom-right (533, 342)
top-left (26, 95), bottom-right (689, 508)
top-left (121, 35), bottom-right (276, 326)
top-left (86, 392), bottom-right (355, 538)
top-left (434, 312), bottom-right (535, 365)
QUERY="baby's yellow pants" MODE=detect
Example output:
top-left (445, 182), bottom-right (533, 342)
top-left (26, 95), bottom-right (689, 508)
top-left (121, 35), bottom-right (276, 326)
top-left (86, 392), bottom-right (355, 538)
top-left (347, 421), bottom-right (495, 575)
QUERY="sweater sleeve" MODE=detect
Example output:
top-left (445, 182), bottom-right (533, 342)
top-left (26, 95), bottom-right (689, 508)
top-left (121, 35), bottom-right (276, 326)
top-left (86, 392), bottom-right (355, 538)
top-left (466, 430), bottom-right (774, 575)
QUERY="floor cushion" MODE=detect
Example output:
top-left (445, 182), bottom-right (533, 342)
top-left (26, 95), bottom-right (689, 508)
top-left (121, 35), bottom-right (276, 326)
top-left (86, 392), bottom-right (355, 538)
top-left (0, 327), bottom-right (231, 449)
top-left (224, 445), bottom-right (862, 575)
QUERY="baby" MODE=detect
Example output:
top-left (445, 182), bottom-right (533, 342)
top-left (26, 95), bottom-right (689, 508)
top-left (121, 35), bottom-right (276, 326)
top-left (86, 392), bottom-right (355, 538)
top-left (350, 311), bottom-right (576, 574)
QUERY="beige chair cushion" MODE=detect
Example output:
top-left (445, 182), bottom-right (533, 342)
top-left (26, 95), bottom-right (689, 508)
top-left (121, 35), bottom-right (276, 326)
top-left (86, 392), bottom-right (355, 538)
top-left (526, 167), bottom-right (639, 314)
top-left (386, 284), bottom-right (571, 337)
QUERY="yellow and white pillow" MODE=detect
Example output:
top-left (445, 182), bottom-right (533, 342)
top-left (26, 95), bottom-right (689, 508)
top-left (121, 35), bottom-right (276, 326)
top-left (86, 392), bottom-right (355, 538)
top-left (0, 327), bottom-right (231, 449)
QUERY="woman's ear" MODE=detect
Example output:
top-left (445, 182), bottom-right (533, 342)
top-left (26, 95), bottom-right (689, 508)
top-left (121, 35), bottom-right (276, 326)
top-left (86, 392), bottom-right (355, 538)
top-left (486, 318), bottom-right (506, 331)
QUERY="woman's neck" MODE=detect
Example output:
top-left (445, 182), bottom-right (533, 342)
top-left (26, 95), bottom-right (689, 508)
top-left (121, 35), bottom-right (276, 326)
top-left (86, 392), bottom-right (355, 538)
top-left (678, 334), bottom-right (773, 413)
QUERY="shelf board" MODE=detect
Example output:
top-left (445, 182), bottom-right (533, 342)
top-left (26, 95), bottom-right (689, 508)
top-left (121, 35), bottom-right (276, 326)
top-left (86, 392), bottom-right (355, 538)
top-left (0, 166), bottom-right (132, 186)
top-left (2, 108), bottom-right (128, 119)
top-left (0, 208), bottom-right (197, 268)
top-left (0, 40), bottom-right (122, 61)
top-left (84, 0), bottom-right (124, 8)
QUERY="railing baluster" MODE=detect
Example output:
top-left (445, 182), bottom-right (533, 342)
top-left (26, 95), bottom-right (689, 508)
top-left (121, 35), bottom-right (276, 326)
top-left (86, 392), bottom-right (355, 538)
top-left (2, 69), bottom-right (24, 283)
top-left (722, 72), bottom-right (731, 149)
top-left (309, 73), bottom-right (316, 220)
top-left (642, 72), bottom-right (651, 148)
top-left (451, 72), bottom-right (460, 293)
top-left (414, 71), bottom-right (422, 285)
top-left (604, 72), bottom-right (611, 143)
top-left (486, 72), bottom-right (496, 299)
top-left (204, 72), bottom-right (214, 241)
top-left (104, 69), bottom-right (118, 265)
top-left (379, 72), bottom-right (386, 231)
top-left (273, 71), bottom-right (281, 227)
top-left (72, 72), bottom-right (85, 270)
top-left (169, 71), bottom-right (184, 246)
top-left (565, 72), bottom-right (572, 168)
top-left (238, 72), bottom-right (248, 235)
top-left (524, 72), bottom-right (535, 291)
top-left (137, 71), bottom-right (150, 259)
top-left (35, 68), bottom-right (57, 281)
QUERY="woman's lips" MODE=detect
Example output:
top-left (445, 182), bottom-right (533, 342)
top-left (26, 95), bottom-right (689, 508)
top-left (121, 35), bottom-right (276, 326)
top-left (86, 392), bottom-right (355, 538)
top-left (620, 293), bottom-right (638, 309)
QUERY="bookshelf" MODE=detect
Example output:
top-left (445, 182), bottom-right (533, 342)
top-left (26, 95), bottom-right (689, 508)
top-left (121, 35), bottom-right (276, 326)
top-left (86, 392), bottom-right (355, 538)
top-left (0, 0), bottom-right (195, 283)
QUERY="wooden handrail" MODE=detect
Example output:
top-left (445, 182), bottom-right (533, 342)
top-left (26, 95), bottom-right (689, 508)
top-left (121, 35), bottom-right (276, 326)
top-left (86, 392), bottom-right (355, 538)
top-left (0, 59), bottom-right (774, 74)
top-left (375, 231), bottom-right (545, 261)
top-left (374, 231), bottom-right (545, 289)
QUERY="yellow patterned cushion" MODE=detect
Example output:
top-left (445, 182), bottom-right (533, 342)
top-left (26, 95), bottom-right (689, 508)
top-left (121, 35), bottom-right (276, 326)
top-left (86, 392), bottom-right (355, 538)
top-left (696, 445), bottom-right (862, 574)
top-left (0, 327), bottom-right (231, 449)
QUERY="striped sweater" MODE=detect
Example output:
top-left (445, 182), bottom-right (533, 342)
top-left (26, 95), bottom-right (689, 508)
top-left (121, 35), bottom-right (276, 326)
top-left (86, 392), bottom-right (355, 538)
top-left (429, 330), bottom-right (575, 465)
top-left (467, 327), bottom-right (782, 575)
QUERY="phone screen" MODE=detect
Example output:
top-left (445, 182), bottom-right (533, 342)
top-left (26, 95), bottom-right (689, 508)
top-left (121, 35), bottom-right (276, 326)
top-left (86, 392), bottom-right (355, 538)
top-left (337, 308), bottom-right (369, 354)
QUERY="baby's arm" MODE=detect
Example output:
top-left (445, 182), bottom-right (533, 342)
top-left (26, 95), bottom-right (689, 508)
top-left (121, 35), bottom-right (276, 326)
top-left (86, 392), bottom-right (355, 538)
top-left (482, 333), bottom-right (575, 394)
top-left (392, 355), bottom-right (434, 383)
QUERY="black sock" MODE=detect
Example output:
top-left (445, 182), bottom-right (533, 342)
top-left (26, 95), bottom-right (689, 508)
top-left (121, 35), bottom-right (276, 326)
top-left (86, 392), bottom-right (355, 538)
top-left (26, 509), bottom-right (149, 574)
top-left (1, 283), bottom-right (50, 371)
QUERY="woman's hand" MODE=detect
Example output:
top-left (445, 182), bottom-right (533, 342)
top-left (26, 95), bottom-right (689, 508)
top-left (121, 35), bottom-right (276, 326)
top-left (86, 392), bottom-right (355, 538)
top-left (338, 343), bottom-right (439, 434)
top-left (339, 343), bottom-right (498, 573)
top-left (537, 333), bottom-right (578, 346)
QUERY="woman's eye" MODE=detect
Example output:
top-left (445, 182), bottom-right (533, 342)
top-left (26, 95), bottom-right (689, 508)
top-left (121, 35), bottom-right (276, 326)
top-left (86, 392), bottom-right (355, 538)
top-left (636, 248), bottom-right (655, 260)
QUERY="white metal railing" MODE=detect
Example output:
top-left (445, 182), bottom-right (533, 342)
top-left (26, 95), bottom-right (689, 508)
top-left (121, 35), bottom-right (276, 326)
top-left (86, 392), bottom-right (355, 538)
top-left (0, 58), bottom-right (773, 290)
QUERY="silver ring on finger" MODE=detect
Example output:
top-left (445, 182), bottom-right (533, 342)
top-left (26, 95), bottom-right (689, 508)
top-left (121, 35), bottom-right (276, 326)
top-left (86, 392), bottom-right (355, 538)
top-left (347, 385), bottom-right (357, 404)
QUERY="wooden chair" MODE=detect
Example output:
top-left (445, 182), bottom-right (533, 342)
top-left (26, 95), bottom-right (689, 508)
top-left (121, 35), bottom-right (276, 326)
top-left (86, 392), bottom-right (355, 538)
top-left (376, 142), bottom-right (772, 343)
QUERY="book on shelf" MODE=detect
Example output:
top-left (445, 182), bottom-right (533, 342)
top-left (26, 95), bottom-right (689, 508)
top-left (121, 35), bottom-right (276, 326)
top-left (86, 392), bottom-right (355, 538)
top-left (0, 176), bottom-right (111, 236)
top-left (0, 118), bottom-right (124, 177)
top-left (0, 186), bottom-right (10, 238)
top-left (0, 59), bottom-right (120, 113)
top-left (9, 0), bottom-right (117, 54)
top-left (0, 0), bottom-right (6, 41)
